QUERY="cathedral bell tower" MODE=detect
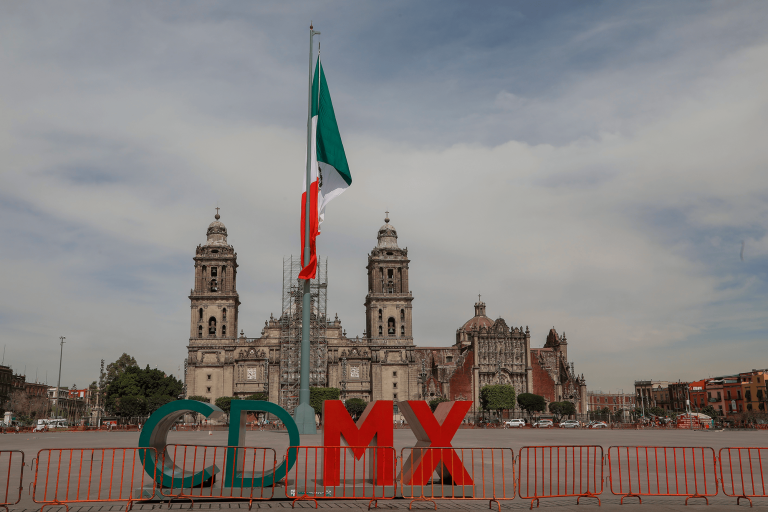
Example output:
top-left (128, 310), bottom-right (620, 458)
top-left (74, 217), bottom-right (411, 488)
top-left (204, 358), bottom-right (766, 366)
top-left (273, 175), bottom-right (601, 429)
top-left (365, 213), bottom-right (413, 343)
top-left (189, 209), bottom-right (240, 344)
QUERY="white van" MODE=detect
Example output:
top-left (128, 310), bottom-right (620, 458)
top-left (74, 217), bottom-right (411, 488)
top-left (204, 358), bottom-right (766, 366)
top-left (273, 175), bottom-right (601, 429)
top-left (504, 419), bottom-right (526, 428)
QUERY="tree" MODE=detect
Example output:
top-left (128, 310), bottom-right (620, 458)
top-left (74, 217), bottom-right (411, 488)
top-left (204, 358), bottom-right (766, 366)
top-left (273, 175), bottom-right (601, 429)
top-left (699, 405), bottom-right (720, 418)
top-left (146, 395), bottom-right (174, 413)
top-left (480, 385), bottom-right (516, 419)
top-left (517, 393), bottom-right (546, 418)
top-left (88, 381), bottom-right (98, 406)
top-left (648, 406), bottom-right (667, 418)
top-left (104, 354), bottom-right (138, 388)
top-left (9, 391), bottom-right (31, 418)
top-left (188, 396), bottom-right (210, 403)
top-left (244, 393), bottom-right (269, 401)
top-left (344, 398), bottom-right (368, 420)
top-left (215, 396), bottom-right (238, 414)
top-left (548, 401), bottom-right (576, 422)
top-left (310, 387), bottom-right (340, 423)
top-left (429, 397), bottom-right (450, 412)
top-left (105, 364), bottom-right (182, 417)
top-left (117, 395), bottom-right (146, 417)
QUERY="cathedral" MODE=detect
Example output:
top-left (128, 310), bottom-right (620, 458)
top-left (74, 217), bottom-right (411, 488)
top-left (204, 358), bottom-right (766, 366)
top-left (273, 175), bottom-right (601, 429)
top-left (185, 211), bottom-right (588, 418)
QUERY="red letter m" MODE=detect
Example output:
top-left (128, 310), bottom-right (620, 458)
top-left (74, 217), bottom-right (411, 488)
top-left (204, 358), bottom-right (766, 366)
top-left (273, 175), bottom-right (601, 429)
top-left (322, 400), bottom-right (395, 486)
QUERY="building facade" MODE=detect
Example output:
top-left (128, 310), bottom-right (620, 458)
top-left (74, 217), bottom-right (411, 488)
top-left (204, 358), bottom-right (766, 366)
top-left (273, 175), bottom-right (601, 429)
top-left (634, 380), bottom-right (669, 412)
top-left (185, 212), bottom-right (588, 417)
top-left (587, 391), bottom-right (636, 415)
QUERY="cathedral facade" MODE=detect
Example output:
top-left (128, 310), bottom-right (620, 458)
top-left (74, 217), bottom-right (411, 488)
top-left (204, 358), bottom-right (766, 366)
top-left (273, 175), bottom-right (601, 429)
top-left (185, 212), bottom-right (587, 417)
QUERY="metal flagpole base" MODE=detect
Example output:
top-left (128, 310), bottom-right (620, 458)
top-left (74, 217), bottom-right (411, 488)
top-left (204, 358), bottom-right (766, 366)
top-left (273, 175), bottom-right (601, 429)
top-left (294, 403), bottom-right (317, 435)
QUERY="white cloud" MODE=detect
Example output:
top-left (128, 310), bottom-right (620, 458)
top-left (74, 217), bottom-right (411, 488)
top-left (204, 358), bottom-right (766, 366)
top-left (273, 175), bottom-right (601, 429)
top-left (0, 2), bottom-right (767, 392)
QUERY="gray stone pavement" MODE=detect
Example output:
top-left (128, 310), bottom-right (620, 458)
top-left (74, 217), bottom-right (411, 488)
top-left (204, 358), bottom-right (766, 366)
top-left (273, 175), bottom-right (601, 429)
top-left (4, 428), bottom-right (768, 511)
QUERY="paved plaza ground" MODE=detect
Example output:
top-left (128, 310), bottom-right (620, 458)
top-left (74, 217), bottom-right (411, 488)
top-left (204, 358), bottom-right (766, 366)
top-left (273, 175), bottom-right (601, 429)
top-left (3, 428), bottom-right (768, 511)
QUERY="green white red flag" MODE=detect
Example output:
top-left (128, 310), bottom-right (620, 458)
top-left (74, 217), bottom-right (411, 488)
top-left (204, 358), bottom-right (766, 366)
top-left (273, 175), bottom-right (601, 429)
top-left (299, 57), bottom-right (352, 280)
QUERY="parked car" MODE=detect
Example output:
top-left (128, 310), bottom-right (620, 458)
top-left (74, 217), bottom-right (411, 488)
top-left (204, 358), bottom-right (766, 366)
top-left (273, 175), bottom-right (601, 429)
top-left (533, 420), bottom-right (553, 428)
top-left (559, 420), bottom-right (581, 428)
top-left (504, 419), bottom-right (526, 428)
top-left (589, 421), bottom-right (608, 429)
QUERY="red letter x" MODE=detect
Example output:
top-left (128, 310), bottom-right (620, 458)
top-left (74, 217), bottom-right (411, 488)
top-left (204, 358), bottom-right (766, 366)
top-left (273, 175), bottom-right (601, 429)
top-left (399, 400), bottom-right (473, 485)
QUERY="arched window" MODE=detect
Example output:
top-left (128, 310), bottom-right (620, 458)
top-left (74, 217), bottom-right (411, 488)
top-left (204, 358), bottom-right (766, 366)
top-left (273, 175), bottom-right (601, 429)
top-left (202, 265), bottom-right (207, 276)
top-left (210, 266), bottom-right (218, 277)
top-left (222, 325), bottom-right (227, 336)
top-left (378, 309), bottom-right (382, 321)
top-left (223, 308), bottom-right (227, 320)
top-left (388, 317), bottom-right (395, 336)
top-left (208, 317), bottom-right (217, 336)
top-left (198, 325), bottom-right (203, 338)
top-left (400, 309), bottom-right (405, 321)
top-left (378, 326), bottom-right (383, 336)
top-left (199, 308), bottom-right (203, 320)
top-left (210, 279), bottom-right (218, 292)
top-left (400, 325), bottom-right (405, 336)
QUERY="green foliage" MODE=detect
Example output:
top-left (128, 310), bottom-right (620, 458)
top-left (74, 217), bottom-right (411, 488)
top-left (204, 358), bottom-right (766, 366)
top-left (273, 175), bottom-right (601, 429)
top-left (104, 353), bottom-right (138, 388)
top-left (104, 361), bottom-right (182, 417)
top-left (344, 398), bottom-right (368, 420)
top-left (118, 395), bottom-right (146, 417)
top-left (517, 393), bottom-right (546, 416)
top-left (310, 387), bottom-right (340, 420)
top-left (215, 396), bottom-right (238, 413)
top-left (480, 385), bottom-right (516, 413)
top-left (647, 406), bottom-right (667, 418)
top-left (548, 401), bottom-right (577, 422)
top-left (146, 395), bottom-right (174, 413)
top-left (188, 396), bottom-right (210, 403)
top-left (244, 393), bottom-right (269, 401)
top-left (429, 397), bottom-right (450, 412)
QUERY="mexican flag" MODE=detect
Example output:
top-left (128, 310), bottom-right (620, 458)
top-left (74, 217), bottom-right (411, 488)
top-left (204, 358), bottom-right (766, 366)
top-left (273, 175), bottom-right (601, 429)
top-left (299, 57), bottom-right (352, 280)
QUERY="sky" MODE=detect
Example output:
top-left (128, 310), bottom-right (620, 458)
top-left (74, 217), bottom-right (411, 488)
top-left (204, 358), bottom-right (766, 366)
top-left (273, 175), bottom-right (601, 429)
top-left (1, 1), bottom-right (767, 393)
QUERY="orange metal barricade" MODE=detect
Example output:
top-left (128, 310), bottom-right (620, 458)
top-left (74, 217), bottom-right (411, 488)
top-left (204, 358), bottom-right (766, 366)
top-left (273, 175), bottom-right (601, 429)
top-left (400, 447), bottom-right (515, 511)
top-left (0, 450), bottom-right (24, 512)
top-left (287, 446), bottom-right (396, 509)
top-left (719, 447), bottom-right (768, 506)
top-left (31, 447), bottom-right (156, 512)
top-left (159, 444), bottom-right (276, 508)
top-left (607, 446), bottom-right (717, 505)
top-left (518, 446), bottom-right (602, 509)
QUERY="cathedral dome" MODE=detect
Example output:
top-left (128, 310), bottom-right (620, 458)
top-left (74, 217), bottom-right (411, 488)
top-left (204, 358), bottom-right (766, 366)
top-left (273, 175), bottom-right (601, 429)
top-left (461, 300), bottom-right (493, 330)
top-left (377, 213), bottom-right (399, 249)
top-left (205, 211), bottom-right (229, 246)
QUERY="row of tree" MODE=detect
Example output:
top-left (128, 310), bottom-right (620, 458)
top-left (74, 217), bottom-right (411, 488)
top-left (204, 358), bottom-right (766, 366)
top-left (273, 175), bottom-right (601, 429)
top-left (477, 385), bottom-right (576, 421)
top-left (187, 388), bottom-right (368, 424)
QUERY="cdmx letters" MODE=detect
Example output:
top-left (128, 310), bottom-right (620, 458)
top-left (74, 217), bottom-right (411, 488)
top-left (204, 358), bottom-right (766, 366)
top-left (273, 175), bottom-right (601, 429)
top-left (138, 399), bottom-right (473, 488)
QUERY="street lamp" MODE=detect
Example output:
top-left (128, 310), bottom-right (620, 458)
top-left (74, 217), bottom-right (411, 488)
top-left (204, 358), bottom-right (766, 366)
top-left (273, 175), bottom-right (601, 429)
top-left (55, 336), bottom-right (65, 413)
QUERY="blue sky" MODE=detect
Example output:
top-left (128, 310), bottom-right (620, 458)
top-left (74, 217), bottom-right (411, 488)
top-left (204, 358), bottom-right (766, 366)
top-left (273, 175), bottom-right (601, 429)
top-left (1, 1), bottom-right (767, 392)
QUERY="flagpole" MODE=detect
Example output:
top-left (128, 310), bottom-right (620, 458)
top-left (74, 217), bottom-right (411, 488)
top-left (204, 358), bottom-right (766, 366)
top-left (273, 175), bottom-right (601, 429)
top-left (296, 23), bottom-right (320, 435)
